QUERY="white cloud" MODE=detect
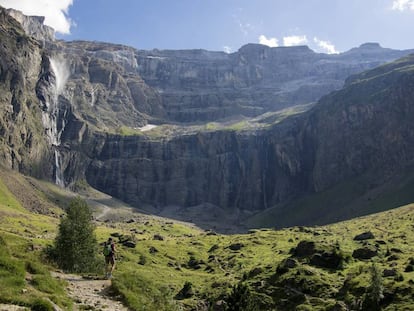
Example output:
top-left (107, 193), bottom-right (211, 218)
top-left (313, 37), bottom-right (339, 54)
top-left (223, 46), bottom-right (232, 54)
top-left (392, 0), bottom-right (414, 10)
top-left (283, 35), bottom-right (308, 47)
top-left (259, 35), bottom-right (279, 47)
top-left (0, 0), bottom-right (73, 34)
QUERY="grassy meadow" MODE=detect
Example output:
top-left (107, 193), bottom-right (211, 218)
top-left (0, 168), bottom-right (413, 310)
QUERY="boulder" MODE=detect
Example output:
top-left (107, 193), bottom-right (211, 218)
top-left (383, 269), bottom-right (397, 277)
top-left (353, 231), bottom-right (375, 241)
top-left (149, 246), bottom-right (158, 254)
top-left (122, 241), bottom-right (136, 248)
top-left (276, 258), bottom-right (298, 274)
top-left (228, 243), bottom-right (244, 251)
top-left (352, 247), bottom-right (378, 260)
top-left (175, 282), bottom-right (194, 300)
top-left (212, 300), bottom-right (227, 311)
top-left (153, 234), bottom-right (164, 241)
top-left (247, 267), bottom-right (263, 278)
top-left (310, 251), bottom-right (343, 269)
top-left (188, 257), bottom-right (202, 270)
top-left (292, 241), bottom-right (316, 257)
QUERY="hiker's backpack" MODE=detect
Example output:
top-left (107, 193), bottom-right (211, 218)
top-left (103, 243), bottom-right (112, 256)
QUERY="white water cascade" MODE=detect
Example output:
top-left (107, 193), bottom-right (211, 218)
top-left (42, 56), bottom-right (70, 187)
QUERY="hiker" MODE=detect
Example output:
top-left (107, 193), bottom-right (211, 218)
top-left (103, 237), bottom-right (116, 279)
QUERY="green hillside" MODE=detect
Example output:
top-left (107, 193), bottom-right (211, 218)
top-left (0, 168), bottom-right (413, 310)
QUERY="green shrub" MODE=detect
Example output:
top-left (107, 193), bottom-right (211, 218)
top-left (31, 298), bottom-right (54, 311)
top-left (175, 281), bottom-right (193, 300)
top-left (138, 254), bottom-right (147, 265)
top-left (226, 282), bottom-right (261, 311)
top-left (362, 263), bottom-right (384, 310)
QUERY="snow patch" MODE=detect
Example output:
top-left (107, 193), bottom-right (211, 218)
top-left (138, 124), bottom-right (158, 132)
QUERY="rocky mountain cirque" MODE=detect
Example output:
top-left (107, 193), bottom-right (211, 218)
top-left (135, 42), bottom-right (411, 123)
top-left (2, 7), bottom-right (414, 230)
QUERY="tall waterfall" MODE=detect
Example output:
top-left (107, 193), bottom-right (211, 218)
top-left (42, 56), bottom-right (70, 187)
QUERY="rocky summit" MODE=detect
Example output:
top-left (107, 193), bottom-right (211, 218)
top-left (2, 6), bottom-right (414, 231)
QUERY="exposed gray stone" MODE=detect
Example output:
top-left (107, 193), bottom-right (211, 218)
top-left (383, 269), bottom-right (397, 277)
top-left (354, 231), bottom-right (375, 241)
top-left (122, 241), bottom-right (136, 248)
top-left (228, 243), bottom-right (244, 251)
top-left (153, 234), bottom-right (164, 241)
top-left (352, 247), bottom-right (378, 260)
top-left (292, 241), bottom-right (316, 257)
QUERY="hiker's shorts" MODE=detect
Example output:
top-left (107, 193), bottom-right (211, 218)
top-left (105, 255), bottom-right (115, 265)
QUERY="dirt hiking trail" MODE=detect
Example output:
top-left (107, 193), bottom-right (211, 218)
top-left (52, 271), bottom-right (129, 311)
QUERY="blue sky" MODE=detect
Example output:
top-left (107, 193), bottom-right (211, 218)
top-left (1, 0), bottom-right (414, 53)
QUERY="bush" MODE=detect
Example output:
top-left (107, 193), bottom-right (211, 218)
top-left (362, 263), bottom-right (384, 310)
top-left (226, 282), bottom-right (262, 311)
top-left (52, 197), bottom-right (99, 273)
top-left (138, 254), bottom-right (147, 265)
top-left (31, 298), bottom-right (54, 311)
top-left (175, 281), bottom-right (193, 300)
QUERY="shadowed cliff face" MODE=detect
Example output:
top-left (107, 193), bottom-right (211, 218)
top-left (308, 56), bottom-right (414, 191)
top-left (85, 127), bottom-right (310, 212)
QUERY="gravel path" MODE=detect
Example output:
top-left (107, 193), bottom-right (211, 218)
top-left (52, 271), bottom-right (129, 311)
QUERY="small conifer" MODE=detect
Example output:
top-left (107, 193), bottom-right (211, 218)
top-left (53, 197), bottom-right (99, 272)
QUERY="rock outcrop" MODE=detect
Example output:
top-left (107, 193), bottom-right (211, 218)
top-left (0, 8), bottom-right (51, 177)
top-left (6, 8), bottom-right (54, 43)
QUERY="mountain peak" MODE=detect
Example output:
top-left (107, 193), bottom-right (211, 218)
top-left (359, 42), bottom-right (382, 49)
top-left (4, 7), bottom-right (54, 43)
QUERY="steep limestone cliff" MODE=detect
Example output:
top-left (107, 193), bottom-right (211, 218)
top-left (0, 8), bottom-right (51, 177)
top-left (308, 55), bottom-right (414, 192)
top-left (135, 43), bottom-right (413, 123)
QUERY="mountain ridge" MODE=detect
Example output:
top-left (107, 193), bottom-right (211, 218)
top-left (2, 6), bottom-right (414, 231)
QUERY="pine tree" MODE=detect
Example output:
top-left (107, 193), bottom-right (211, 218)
top-left (53, 197), bottom-right (99, 273)
top-left (362, 262), bottom-right (384, 310)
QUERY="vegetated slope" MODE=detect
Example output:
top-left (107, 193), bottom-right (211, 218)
top-left (0, 169), bottom-right (71, 309)
top-left (1, 168), bottom-right (413, 311)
